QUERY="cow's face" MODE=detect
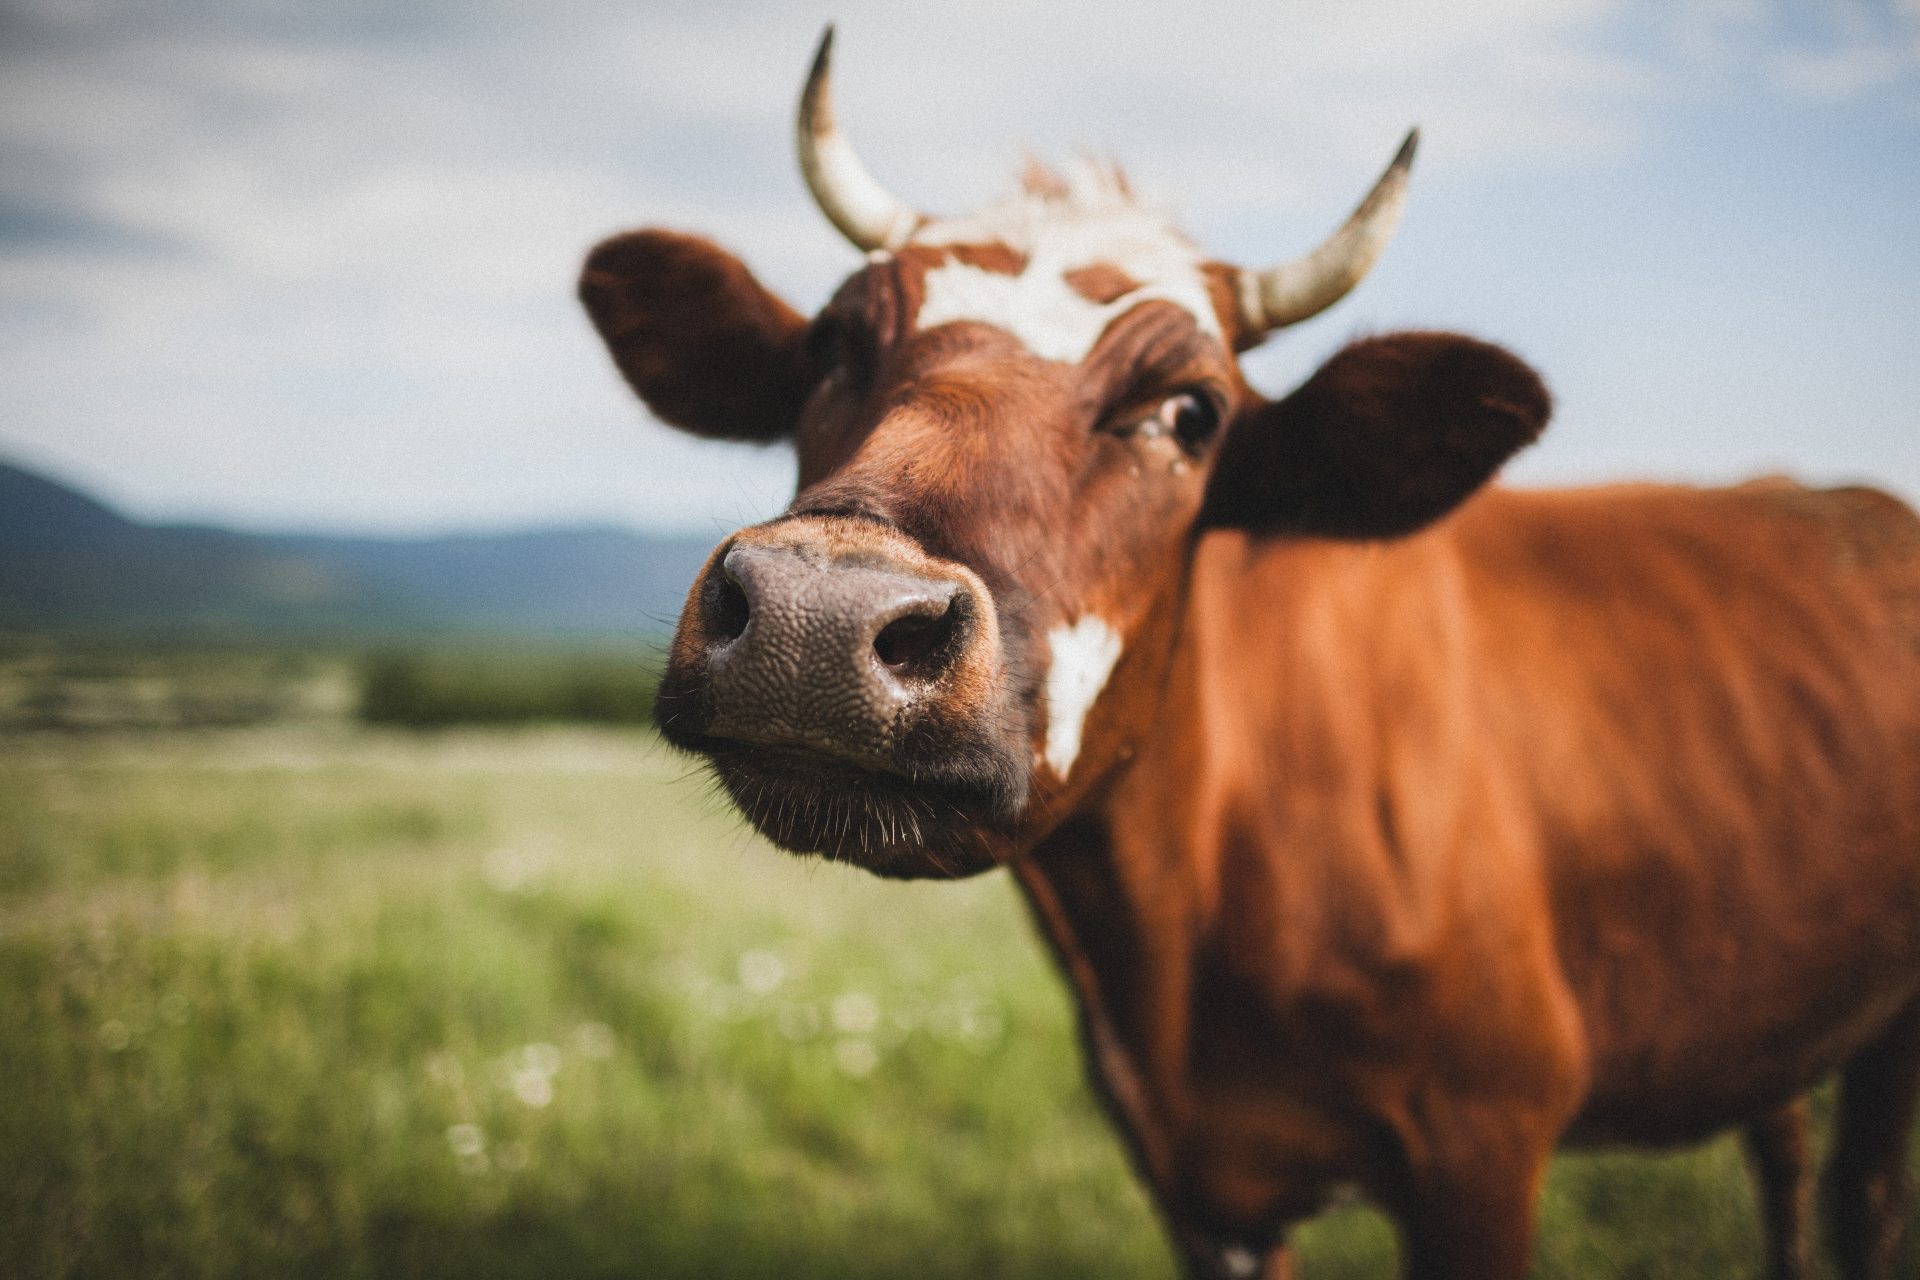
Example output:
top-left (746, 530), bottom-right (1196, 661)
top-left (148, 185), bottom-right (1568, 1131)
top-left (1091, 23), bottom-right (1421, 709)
top-left (580, 35), bottom-right (1549, 877)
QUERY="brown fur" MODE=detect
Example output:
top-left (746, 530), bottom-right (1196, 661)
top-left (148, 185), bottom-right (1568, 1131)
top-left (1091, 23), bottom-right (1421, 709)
top-left (1032, 484), bottom-right (1920, 1275)
top-left (948, 241), bottom-right (1029, 275)
top-left (1064, 261), bottom-right (1143, 304)
top-left (582, 218), bottom-right (1920, 1280)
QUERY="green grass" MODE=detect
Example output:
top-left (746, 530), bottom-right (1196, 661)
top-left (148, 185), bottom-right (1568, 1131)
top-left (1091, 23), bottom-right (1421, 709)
top-left (0, 727), bottom-right (1914, 1278)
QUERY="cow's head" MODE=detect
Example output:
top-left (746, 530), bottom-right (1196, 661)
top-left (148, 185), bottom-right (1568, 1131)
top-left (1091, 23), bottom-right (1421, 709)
top-left (581, 31), bottom-right (1548, 878)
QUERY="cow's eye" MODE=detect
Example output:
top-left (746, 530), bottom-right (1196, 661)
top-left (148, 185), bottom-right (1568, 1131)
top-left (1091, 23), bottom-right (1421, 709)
top-left (1142, 391), bottom-right (1220, 454)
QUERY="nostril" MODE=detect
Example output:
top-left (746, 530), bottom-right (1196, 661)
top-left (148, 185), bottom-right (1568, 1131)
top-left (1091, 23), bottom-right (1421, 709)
top-left (710, 571), bottom-right (751, 642)
top-left (873, 600), bottom-right (958, 673)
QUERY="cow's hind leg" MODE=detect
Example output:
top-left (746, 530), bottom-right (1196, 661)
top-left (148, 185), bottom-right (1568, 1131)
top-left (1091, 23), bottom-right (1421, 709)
top-left (1743, 1095), bottom-right (1813, 1280)
top-left (1824, 999), bottom-right (1920, 1280)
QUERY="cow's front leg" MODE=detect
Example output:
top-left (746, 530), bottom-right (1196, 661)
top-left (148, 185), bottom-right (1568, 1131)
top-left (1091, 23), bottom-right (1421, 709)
top-left (1744, 1096), bottom-right (1814, 1280)
top-left (1395, 1160), bottom-right (1546, 1279)
top-left (1389, 1114), bottom-right (1557, 1280)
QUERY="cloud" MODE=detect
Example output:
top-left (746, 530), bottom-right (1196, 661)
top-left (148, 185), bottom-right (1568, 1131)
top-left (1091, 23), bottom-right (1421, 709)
top-left (1774, 42), bottom-right (1911, 97)
top-left (0, 0), bottom-right (1915, 533)
top-left (1641, 0), bottom-right (1920, 104)
top-left (1767, 0), bottom-right (1920, 104)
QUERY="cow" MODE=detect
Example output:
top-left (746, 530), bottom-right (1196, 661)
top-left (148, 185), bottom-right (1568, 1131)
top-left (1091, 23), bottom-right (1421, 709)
top-left (578, 29), bottom-right (1920, 1280)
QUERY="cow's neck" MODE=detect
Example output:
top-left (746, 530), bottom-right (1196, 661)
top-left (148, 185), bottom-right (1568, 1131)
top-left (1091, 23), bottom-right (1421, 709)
top-left (1011, 523), bottom-right (1475, 1200)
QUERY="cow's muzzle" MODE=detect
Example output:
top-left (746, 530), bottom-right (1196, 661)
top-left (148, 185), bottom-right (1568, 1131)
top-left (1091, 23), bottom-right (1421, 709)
top-left (699, 540), bottom-right (971, 760)
top-left (654, 516), bottom-right (1024, 875)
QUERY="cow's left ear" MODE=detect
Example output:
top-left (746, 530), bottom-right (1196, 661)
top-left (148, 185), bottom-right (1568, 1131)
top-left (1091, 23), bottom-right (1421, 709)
top-left (1200, 331), bottom-right (1550, 539)
top-left (579, 229), bottom-right (813, 442)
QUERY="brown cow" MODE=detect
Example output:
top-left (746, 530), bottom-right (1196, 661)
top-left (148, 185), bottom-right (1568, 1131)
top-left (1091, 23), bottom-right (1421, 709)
top-left (579, 30), bottom-right (1920, 1280)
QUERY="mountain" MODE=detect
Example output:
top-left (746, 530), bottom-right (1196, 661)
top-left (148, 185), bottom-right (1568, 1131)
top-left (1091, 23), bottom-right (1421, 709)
top-left (0, 461), bottom-right (713, 641)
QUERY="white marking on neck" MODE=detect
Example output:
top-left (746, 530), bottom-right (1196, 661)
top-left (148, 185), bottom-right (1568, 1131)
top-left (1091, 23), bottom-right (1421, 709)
top-left (911, 193), bottom-right (1220, 365)
top-left (1042, 615), bottom-right (1124, 779)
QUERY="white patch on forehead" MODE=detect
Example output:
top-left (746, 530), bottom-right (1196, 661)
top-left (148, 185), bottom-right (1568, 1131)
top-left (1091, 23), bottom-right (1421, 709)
top-left (1042, 615), bottom-right (1124, 779)
top-left (911, 184), bottom-right (1220, 365)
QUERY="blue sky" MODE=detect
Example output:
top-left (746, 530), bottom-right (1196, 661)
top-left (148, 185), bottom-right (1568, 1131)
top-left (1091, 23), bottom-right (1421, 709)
top-left (2, 0), bottom-right (1916, 535)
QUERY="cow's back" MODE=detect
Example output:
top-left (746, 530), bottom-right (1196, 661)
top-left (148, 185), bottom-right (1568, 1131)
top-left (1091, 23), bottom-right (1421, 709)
top-left (1451, 480), bottom-right (1920, 1143)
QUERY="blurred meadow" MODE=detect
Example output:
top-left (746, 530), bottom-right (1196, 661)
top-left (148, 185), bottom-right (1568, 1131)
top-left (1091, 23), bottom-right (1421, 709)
top-left (3, 647), bottom-right (1916, 1279)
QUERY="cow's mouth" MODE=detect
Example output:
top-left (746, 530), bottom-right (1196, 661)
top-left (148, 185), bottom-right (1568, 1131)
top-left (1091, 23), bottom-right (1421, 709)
top-left (679, 736), bottom-right (1023, 879)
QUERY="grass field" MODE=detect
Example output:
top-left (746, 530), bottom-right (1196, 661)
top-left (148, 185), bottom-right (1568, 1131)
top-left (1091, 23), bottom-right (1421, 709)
top-left (2, 724), bottom-right (1915, 1278)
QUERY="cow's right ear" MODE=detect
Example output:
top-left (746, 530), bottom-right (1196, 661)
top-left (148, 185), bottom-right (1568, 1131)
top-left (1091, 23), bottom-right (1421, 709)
top-left (1200, 331), bottom-right (1550, 539)
top-left (579, 230), bottom-right (813, 442)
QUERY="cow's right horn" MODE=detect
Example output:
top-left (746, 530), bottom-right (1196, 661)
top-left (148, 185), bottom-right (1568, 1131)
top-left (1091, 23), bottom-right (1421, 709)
top-left (1235, 130), bottom-right (1419, 343)
top-left (797, 26), bottom-right (924, 253)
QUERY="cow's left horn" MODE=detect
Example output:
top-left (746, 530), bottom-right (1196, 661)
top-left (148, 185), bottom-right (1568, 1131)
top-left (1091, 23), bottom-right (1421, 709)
top-left (1236, 129), bottom-right (1418, 340)
top-left (797, 26), bottom-right (923, 252)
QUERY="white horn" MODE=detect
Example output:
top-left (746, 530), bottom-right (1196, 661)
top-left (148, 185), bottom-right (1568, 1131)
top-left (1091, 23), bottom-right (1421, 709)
top-left (1236, 130), bottom-right (1418, 339)
top-left (796, 27), bottom-right (923, 252)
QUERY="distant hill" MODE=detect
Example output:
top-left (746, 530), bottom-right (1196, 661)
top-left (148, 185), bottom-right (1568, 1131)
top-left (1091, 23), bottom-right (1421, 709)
top-left (0, 461), bottom-right (714, 642)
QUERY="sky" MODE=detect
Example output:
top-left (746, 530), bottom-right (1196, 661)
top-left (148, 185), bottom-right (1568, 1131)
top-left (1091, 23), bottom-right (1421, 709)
top-left (1, 0), bottom-right (1917, 537)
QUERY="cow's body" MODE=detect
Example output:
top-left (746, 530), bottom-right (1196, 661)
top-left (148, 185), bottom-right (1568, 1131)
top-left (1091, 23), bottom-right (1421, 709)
top-left (1021, 480), bottom-right (1920, 1273)
top-left (579, 31), bottom-right (1920, 1278)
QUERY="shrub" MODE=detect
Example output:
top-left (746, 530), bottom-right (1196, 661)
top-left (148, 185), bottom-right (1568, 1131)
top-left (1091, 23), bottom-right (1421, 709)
top-left (357, 651), bottom-right (660, 727)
